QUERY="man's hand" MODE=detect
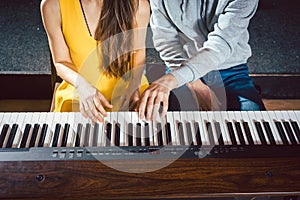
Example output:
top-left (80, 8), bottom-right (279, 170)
top-left (138, 73), bottom-right (178, 121)
top-left (76, 77), bottom-right (112, 123)
top-left (119, 88), bottom-right (140, 111)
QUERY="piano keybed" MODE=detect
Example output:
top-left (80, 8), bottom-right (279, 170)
top-left (0, 111), bottom-right (299, 161)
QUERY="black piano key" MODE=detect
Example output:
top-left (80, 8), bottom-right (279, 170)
top-left (193, 122), bottom-right (202, 146)
top-left (20, 124), bottom-right (31, 148)
top-left (136, 123), bottom-right (141, 146)
top-left (145, 123), bottom-right (150, 146)
top-left (115, 123), bottom-right (120, 146)
top-left (283, 122), bottom-right (297, 145)
top-left (105, 123), bottom-right (112, 147)
top-left (254, 122), bottom-right (267, 145)
top-left (214, 122), bottom-right (224, 146)
top-left (157, 122), bottom-right (163, 146)
top-left (226, 122), bottom-right (237, 146)
top-left (0, 124), bottom-right (9, 147)
top-left (61, 123), bottom-right (70, 147)
top-left (177, 122), bottom-right (185, 145)
top-left (52, 124), bottom-right (61, 147)
top-left (93, 123), bottom-right (99, 147)
top-left (165, 122), bottom-right (172, 145)
top-left (291, 121), bottom-right (300, 142)
top-left (185, 122), bottom-right (193, 145)
top-left (38, 124), bottom-right (48, 147)
top-left (6, 124), bottom-right (18, 148)
top-left (29, 124), bottom-right (40, 148)
top-left (206, 122), bottom-right (215, 146)
top-left (75, 123), bottom-right (83, 147)
top-left (275, 121), bottom-right (289, 145)
top-left (128, 123), bottom-right (133, 146)
top-left (234, 122), bottom-right (246, 146)
top-left (84, 123), bottom-right (91, 147)
top-left (262, 122), bottom-right (276, 145)
top-left (242, 122), bottom-right (254, 146)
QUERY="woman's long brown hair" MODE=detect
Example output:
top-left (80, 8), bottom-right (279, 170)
top-left (95, 0), bottom-right (138, 79)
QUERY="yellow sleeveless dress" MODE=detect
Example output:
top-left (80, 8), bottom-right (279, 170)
top-left (55, 0), bottom-right (148, 112)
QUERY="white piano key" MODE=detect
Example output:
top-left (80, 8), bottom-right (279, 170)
top-left (50, 112), bottom-right (63, 147)
top-left (0, 113), bottom-right (10, 147)
top-left (131, 112), bottom-right (139, 146)
top-left (179, 111), bottom-right (189, 145)
top-left (110, 112), bottom-right (118, 146)
top-left (3, 113), bottom-right (19, 148)
top-left (58, 112), bottom-right (71, 148)
top-left (140, 116), bottom-right (146, 146)
top-left (241, 111), bottom-right (261, 145)
top-left (194, 111), bottom-right (208, 145)
top-left (281, 111), bottom-right (299, 144)
top-left (96, 121), bottom-right (104, 147)
top-left (117, 112), bottom-right (126, 146)
top-left (43, 113), bottom-right (55, 147)
top-left (0, 113), bottom-right (4, 126)
top-left (199, 112), bottom-right (210, 146)
top-left (260, 111), bottom-right (282, 145)
top-left (185, 111), bottom-right (197, 145)
top-left (12, 113), bottom-right (26, 148)
top-left (288, 110), bottom-right (300, 125)
top-left (253, 111), bottom-right (271, 145)
top-left (148, 119), bottom-right (154, 146)
top-left (65, 112), bottom-right (76, 147)
top-left (287, 110), bottom-right (300, 144)
top-left (294, 110), bottom-right (300, 122)
top-left (25, 112), bottom-right (41, 148)
top-left (214, 111), bottom-right (231, 145)
top-left (207, 111), bottom-right (219, 145)
top-left (102, 113), bottom-right (111, 147)
top-left (231, 111), bottom-right (248, 145)
top-left (124, 112), bottom-right (131, 147)
top-left (273, 111), bottom-right (291, 144)
top-left (172, 111), bottom-right (181, 145)
top-left (33, 113), bottom-right (47, 147)
top-left (166, 112), bottom-right (176, 146)
top-left (227, 111), bottom-right (242, 145)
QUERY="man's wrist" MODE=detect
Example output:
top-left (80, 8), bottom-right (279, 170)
top-left (169, 64), bottom-right (195, 88)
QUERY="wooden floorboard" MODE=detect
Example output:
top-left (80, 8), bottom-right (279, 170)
top-left (0, 99), bottom-right (300, 112)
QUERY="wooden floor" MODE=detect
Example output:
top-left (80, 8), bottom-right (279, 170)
top-left (0, 99), bottom-right (300, 112)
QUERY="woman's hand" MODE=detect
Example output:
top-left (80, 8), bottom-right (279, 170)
top-left (76, 77), bottom-right (112, 123)
top-left (138, 73), bottom-right (178, 121)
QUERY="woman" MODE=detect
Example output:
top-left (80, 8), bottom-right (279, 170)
top-left (40, 0), bottom-right (150, 122)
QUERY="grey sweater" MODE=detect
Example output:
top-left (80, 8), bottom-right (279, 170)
top-left (150, 0), bottom-right (259, 87)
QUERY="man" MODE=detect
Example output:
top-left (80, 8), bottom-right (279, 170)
top-left (138, 0), bottom-right (265, 120)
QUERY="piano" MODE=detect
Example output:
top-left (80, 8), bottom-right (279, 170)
top-left (0, 111), bottom-right (299, 199)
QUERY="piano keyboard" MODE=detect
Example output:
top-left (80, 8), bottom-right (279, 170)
top-left (0, 111), bottom-right (299, 161)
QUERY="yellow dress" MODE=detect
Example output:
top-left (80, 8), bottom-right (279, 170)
top-left (55, 0), bottom-right (148, 112)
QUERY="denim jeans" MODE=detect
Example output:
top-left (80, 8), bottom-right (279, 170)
top-left (168, 64), bottom-right (266, 111)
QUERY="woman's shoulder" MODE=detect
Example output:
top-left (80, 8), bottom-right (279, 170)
top-left (40, 0), bottom-right (60, 16)
top-left (136, 0), bottom-right (150, 28)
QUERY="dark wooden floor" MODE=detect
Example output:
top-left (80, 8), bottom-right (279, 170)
top-left (0, 99), bottom-right (299, 112)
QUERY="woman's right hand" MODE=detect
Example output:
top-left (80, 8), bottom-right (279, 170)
top-left (76, 77), bottom-right (113, 123)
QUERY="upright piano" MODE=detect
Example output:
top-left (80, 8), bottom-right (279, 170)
top-left (0, 111), bottom-right (299, 199)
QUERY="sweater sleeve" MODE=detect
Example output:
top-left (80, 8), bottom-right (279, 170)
top-left (171, 0), bottom-right (259, 87)
top-left (150, 0), bottom-right (259, 87)
top-left (150, 0), bottom-right (190, 68)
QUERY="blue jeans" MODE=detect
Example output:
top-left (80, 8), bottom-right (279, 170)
top-left (168, 64), bottom-right (266, 111)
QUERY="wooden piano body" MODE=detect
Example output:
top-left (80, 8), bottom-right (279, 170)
top-left (0, 111), bottom-right (299, 199)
